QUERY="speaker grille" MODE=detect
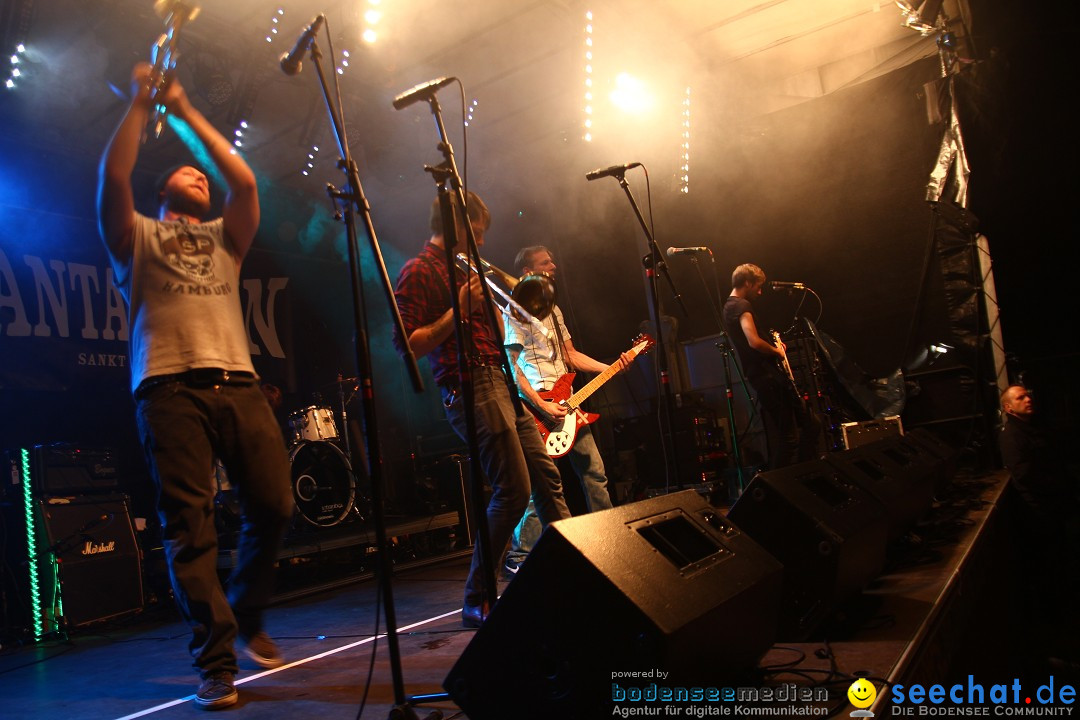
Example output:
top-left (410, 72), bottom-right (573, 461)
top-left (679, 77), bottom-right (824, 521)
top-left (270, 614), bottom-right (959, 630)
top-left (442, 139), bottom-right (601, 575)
top-left (40, 496), bottom-right (143, 627)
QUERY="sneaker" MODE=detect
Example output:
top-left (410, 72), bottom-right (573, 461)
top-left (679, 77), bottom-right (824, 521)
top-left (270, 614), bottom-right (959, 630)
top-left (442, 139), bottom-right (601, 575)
top-left (241, 630), bottom-right (285, 669)
top-left (503, 556), bottom-right (524, 579)
top-left (194, 672), bottom-right (238, 710)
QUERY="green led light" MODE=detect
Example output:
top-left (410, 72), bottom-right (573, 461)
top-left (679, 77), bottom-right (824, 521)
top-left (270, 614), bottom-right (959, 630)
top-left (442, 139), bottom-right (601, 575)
top-left (19, 448), bottom-right (44, 639)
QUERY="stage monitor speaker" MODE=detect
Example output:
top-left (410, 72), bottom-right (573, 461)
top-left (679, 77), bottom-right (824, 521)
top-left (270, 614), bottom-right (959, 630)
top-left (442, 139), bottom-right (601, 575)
top-left (727, 460), bottom-right (888, 640)
top-left (443, 490), bottom-right (783, 720)
top-left (822, 434), bottom-right (936, 541)
top-left (900, 428), bottom-right (956, 491)
top-left (40, 495), bottom-right (143, 628)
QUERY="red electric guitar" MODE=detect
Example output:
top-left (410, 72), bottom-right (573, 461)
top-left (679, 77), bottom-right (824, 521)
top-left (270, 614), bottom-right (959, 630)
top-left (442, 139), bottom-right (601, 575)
top-left (530, 333), bottom-right (654, 458)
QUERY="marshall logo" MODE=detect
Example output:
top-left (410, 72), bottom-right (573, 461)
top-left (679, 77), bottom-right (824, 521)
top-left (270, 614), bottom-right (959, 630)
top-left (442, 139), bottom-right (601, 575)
top-left (81, 540), bottom-right (117, 556)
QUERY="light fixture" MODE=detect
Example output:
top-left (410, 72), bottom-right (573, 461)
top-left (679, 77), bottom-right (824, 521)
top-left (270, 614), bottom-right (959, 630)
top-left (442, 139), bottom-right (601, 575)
top-left (896, 0), bottom-right (945, 35)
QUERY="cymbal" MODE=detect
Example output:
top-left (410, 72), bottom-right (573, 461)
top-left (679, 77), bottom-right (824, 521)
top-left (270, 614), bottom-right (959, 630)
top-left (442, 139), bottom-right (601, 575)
top-left (318, 376), bottom-right (360, 389)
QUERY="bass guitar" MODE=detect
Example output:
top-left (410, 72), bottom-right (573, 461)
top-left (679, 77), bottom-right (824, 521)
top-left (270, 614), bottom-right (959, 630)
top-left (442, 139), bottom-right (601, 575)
top-left (531, 333), bottom-right (654, 458)
top-left (771, 329), bottom-right (803, 404)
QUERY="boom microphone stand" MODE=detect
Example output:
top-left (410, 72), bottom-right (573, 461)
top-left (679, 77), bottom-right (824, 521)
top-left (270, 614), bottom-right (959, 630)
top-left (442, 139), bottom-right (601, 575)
top-left (283, 19), bottom-right (438, 720)
top-left (402, 85), bottom-right (513, 629)
top-left (592, 167), bottom-right (687, 490)
top-left (391, 80), bottom-right (521, 710)
top-left (679, 252), bottom-right (751, 497)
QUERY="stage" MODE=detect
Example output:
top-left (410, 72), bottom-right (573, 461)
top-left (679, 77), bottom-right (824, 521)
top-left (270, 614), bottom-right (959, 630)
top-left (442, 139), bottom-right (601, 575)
top-left (2, 466), bottom-right (1072, 720)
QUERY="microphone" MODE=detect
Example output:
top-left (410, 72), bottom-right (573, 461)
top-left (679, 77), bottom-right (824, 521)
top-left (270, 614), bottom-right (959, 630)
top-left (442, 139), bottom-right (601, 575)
top-left (768, 281), bottom-right (807, 290)
top-left (279, 15), bottom-right (325, 76)
top-left (392, 77), bottom-right (456, 110)
top-left (666, 246), bottom-right (711, 257)
top-left (585, 162), bottom-right (642, 181)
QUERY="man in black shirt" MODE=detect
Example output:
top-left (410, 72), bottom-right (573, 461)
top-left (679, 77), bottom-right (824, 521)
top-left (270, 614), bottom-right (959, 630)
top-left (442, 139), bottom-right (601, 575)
top-left (722, 263), bottom-right (817, 470)
top-left (999, 385), bottom-right (1077, 526)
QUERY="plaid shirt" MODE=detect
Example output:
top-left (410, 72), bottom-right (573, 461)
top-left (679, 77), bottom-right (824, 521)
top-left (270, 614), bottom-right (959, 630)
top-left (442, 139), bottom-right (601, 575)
top-left (393, 241), bottom-right (502, 385)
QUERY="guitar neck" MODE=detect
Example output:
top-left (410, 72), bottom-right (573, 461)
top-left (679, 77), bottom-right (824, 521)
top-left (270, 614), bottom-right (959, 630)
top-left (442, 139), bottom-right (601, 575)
top-left (566, 359), bottom-right (623, 409)
top-left (771, 331), bottom-right (795, 383)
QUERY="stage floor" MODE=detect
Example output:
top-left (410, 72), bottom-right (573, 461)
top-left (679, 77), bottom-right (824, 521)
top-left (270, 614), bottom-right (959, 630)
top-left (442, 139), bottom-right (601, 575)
top-left (1, 469), bottom-right (1075, 719)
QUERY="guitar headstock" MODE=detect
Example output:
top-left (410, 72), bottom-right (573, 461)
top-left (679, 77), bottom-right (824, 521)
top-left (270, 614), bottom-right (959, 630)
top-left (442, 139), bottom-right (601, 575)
top-left (630, 333), bottom-right (656, 356)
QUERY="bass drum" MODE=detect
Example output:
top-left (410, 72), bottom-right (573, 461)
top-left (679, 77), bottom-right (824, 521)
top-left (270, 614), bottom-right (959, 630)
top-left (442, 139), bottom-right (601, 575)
top-left (289, 441), bottom-right (356, 528)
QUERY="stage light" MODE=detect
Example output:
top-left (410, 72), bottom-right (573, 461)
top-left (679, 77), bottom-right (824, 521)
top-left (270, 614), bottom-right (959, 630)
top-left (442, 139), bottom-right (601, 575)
top-left (680, 85), bottom-right (691, 194)
top-left (609, 73), bottom-right (653, 114)
top-left (362, 29), bottom-right (377, 43)
top-left (895, 0), bottom-right (943, 36)
top-left (365, 10), bottom-right (382, 24)
top-left (5, 79), bottom-right (14, 89)
top-left (301, 145), bottom-right (320, 177)
top-left (267, 9), bottom-right (285, 44)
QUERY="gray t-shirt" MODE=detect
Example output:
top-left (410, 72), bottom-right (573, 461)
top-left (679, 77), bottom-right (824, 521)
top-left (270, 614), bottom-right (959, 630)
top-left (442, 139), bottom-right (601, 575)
top-left (110, 213), bottom-right (256, 393)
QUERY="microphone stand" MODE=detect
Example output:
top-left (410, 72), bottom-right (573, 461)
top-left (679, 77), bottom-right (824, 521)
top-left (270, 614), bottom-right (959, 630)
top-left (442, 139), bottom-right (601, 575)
top-left (298, 35), bottom-right (436, 720)
top-left (609, 172), bottom-right (687, 491)
top-left (685, 255), bottom-right (750, 498)
top-left (336, 373), bottom-right (352, 462)
top-left (415, 91), bottom-right (512, 633)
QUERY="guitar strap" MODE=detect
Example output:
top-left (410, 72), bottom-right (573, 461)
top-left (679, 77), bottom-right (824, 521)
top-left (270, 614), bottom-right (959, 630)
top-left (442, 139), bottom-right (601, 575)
top-left (549, 308), bottom-right (570, 377)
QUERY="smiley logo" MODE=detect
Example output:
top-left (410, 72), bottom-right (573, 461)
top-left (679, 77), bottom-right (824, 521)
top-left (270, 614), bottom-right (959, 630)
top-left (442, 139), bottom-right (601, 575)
top-left (848, 678), bottom-right (877, 709)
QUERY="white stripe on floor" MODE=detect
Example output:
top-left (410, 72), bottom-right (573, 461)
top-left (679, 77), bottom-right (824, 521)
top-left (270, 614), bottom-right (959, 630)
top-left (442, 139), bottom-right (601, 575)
top-left (111, 608), bottom-right (462, 720)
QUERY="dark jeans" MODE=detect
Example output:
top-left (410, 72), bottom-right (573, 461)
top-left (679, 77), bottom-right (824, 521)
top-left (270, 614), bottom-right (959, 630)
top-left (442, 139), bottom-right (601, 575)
top-left (136, 381), bottom-right (293, 678)
top-left (753, 373), bottom-right (821, 470)
top-left (443, 366), bottom-right (570, 607)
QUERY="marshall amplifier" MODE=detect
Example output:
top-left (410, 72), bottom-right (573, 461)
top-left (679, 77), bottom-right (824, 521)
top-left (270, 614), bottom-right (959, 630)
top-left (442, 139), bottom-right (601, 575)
top-left (39, 494), bottom-right (143, 628)
top-left (33, 443), bottom-right (120, 496)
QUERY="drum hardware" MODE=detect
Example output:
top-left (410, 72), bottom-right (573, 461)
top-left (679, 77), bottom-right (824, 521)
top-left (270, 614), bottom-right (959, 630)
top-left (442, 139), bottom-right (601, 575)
top-left (145, 0), bottom-right (201, 142)
top-left (334, 373), bottom-right (359, 465)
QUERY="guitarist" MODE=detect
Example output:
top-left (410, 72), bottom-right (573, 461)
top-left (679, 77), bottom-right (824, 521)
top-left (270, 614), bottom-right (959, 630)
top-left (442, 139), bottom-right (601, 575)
top-left (503, 246), bottom-right (634, 574)
top-left (722, 263), bottom-right (819, 471)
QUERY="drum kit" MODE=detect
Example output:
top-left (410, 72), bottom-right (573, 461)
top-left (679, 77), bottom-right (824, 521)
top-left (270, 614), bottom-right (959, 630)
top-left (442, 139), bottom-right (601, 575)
top-left (284, 377), bottom-right (367, 529)
top-left (280, 260), bottom-right (554, 531)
